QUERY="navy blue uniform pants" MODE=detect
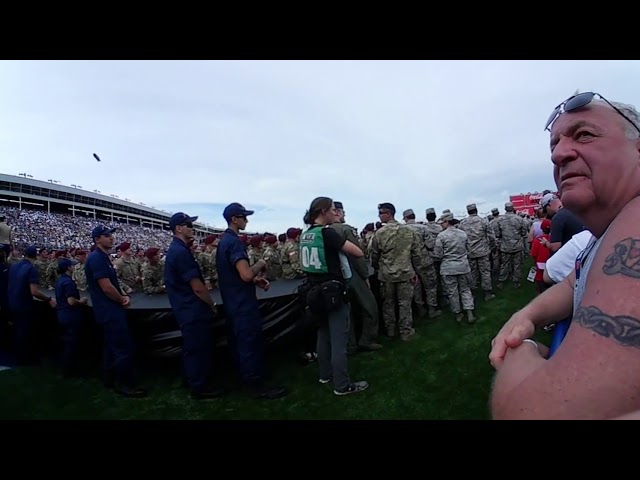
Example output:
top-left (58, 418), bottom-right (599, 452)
top-left (99, 310), bottom-right (135, 387)
top-left (227, 312), bottom-right (265, 386)
top-left (57, 310), bottom-right (84, 375)
top-left (12, 309), bottom-right (37, 365)
top-left (178, 317), bottom-right (213, 393)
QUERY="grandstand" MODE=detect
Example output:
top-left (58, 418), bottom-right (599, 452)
top-left (0, 173), bottom-right (221, 237)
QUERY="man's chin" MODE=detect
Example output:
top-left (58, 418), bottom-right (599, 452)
top-left (560, 188), bottom-right (593, 213)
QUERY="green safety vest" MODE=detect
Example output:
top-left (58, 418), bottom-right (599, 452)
top-left (299, 225), bottom-right (329, 274)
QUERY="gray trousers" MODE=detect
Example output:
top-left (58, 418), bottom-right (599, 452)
top-left (317, 303), bottom-right (351, 391)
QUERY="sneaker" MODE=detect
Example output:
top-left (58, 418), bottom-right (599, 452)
top-left (333, 381), bottom-right (369, 396)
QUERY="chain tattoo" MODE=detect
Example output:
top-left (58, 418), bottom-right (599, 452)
top-left (574, 306), bottom-right (640, 348)
top-left (603, 238), bottom-right (640, 278)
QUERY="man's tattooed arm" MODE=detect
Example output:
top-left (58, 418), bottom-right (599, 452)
top-left (603, 238), bottom-right (640, 279)
top-left (574, 306), bottom-right (640, 348)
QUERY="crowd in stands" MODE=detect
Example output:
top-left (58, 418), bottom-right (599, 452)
top-left (3, 207), bottom-right (174, 253)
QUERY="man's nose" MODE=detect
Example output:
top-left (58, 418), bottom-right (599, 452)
top-left (551, 137), bottom-right (578, 167)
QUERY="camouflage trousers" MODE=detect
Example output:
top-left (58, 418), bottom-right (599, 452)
top-left (468, 255), bottom-right (492, 291)
top-left (381, 281), bottom-right (413, 336)
top-left (499, 251), bottom-right (522, 285)
top-left (413, 264), bottom-right (438, 308)
top-left (434, 261), bottom-right (448, 307)
top-left (491, 250), bottom-right (501, 279)
top-left (442, 274), bottom-right (474, 314)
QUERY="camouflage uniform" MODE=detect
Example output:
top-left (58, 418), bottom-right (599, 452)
top-left (34, 256), bottom-right (51, 289)
top-left (73, 262), bottom-right (87, 291)
top-left (197, 246), bottom-right (218, 289)
top-left (248, 245), bottom-right (263, 266)
top-left (433, 213), bottom-right (475, 323)
top-left (370, 218), bottom-right (421, 339)
top-left (141, 262), bottom-right (165, 294)
top-left (424, 209), bottom-right (444, 307)
top-left (458, 204), bottom-right (496, 300)
top-left (281, 240), bottom-right (303, 279)
top-left (489, 209), bottom-right (501, 279)
top-left (262, 241), bottom-right (283, 280)
top-left (495, 203), bottom-right (528, 288)
top-left (113, 256), bottom-right (142, 293)
top-left (403, 209), bottom-right (441, 318)
top-left (197, 235), bottom-right (219, 289)
top-left (46, 251), bottom-right (67, 291)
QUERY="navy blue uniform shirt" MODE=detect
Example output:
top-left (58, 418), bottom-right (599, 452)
top-left (164, 237), bottom-right (211, 323)
top-left (84, 248), bottom-right (123, 313)
top-left (0, 260), bottom-right (9, 313)
top-left (8, 259), bottom-right (39, 312)
top-left (55, 273), bottom-right (81, 313)
top-left (216, 229), bottom-right (259, 316)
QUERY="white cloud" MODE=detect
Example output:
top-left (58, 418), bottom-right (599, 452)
top-left (1, 60), bottom-right (638, 233)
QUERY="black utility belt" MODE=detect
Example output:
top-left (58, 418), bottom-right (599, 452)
top-left (306, 279), bottom-right (348, 316)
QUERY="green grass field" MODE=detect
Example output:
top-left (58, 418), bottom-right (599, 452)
top-left (0, 273), bottom-right (549, 420)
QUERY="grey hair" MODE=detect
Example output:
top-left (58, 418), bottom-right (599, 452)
top-left (610, 101), bottom-right (640, 140)
top-left (592, 96), bottom-right (640, 140)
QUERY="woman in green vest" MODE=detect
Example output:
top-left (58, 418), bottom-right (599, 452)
top-left (300, 197), bottom-right (369, 396)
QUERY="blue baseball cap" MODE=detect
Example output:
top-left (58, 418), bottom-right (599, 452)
top-left (91, 225), bottom-right (117, 239)
top-left (169, 212), bottom-right (198, 231)
top-left (58, 258), bottom-right (78, 271)
top-left (24, 246), bottom-right (37, 258)
top-left (223, 203), bottom-right (254, 222)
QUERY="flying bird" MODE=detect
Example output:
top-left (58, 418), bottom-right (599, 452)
top-left (93, 153), bottom-right (101, 162)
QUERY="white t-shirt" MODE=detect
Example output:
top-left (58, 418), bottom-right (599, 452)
top-left (545, 230), bottom-right (593, 284)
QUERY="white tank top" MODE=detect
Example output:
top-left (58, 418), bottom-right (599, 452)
top-left (573, 231), bottom-right (607, 312)
top-left (532, 220), bottom-right (543, 238)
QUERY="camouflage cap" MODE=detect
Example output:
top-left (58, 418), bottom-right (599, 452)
top-left (504, 202), bottom-right (514, 209)
top-left (466, 203), bottom-right (476, 212)
top-left (403, 208), bottom-right (414, 217)
top-left (440, 212), bottom-right (454, 222)
top-left (491, 208), bottom-right (499, 215)
top-left (425, 208), bottom-right (435, 215)
top-left (442, 209), bottom-right (451, 214)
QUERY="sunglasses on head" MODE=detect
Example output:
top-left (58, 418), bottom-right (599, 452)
top-left (544, 91), bottom-right (640, 135)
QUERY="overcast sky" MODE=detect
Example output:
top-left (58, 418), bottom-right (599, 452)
top-left (1, 60), bottom-right (638, 233)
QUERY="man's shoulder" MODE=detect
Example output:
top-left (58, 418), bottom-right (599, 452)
top-left (453, 227), bottom-right (467, 237)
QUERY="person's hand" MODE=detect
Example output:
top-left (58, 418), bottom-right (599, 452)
top-left (80, 297), bottom-right (88, 305)
top-left (121, 295), bottom-right (131, 308)
top-left (255, 276), bottom-right (270, 291)
top-left (255, 259), bottom-right (267, 271)
top-left (489, 309), bottom-right (537, 369)
top-left (48, 297), bottom-right (57, 308)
